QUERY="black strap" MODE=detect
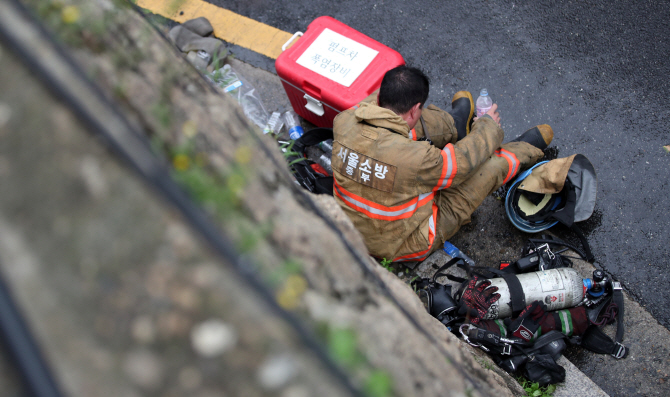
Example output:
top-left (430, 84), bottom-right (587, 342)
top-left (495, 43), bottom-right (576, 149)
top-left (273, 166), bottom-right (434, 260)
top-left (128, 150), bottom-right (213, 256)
top-left (580, 326), bottom-right (628, 359)
top-left (580, 285), bottom-right (627, 359)
top-left (514, 179), bottom-right (596, 263)
top-left (434, 260), bottom-right (502, 289)
top-left (613, 286), bottom-right (625, 344)
top-left (527, 236), bottom-right (588, 262)
top-left (418, 116), bottom-right (433, 144)
top-left (287, 128), bottom-right (334, 195)
top-left (432, 257), bottom-right (465, 283)
top-left (522, 331), bottom-right (570, 355)
top-left (293, 127), bottom-right (333, 154)
top-left (586, 295), bottom-right (612, 324)
top-left (569, 224), bottom-right (595, 262)
top-left (501, 273), bottom-right (526, 317)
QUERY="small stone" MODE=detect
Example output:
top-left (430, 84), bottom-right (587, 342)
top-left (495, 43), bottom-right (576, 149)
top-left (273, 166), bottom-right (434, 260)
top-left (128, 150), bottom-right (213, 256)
top-left (123, 349), bottom-right (163, 389)
top-left (178, 366), bottom-right (202, 390)
top-left (166, 224), bottom-right (197, 258)
top-left (131, 316), bottom-right (156, 344)
top-left (171, 286), bottom-right (200, 310)
top-left (158, 311), bottom-right (190, 337)
top-left (191, 319), bottom-right (237, 357)
top-left (182, 119), bottom-right (198, 138)
top-left (192, 262), bottom-right (222, 288)
top-left (281, 385), bottom-right (310, 397)
top-left (257, 353), bottom-right (298, 390)
top-left (79, 156), bottom-right (108, 198)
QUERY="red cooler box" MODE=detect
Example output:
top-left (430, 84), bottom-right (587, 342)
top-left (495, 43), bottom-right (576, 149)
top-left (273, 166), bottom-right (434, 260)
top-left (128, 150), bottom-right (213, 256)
top-left (275, 16), bottom-right (405, 128)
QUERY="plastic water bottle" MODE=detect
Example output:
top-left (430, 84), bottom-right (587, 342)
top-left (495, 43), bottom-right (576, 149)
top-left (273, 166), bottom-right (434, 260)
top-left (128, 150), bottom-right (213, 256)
top-left (263, 111), bottom-right (284, 135)
top-left (443, 241), bottom-right (475, 267)
top-left (316, 153), bottom-right (332, 174)
top-left (476, 88), bottom-right (492, 118)
top-left (284, 110), bottom-right (304, 140)
top-left (319, 139), bottom-right (333, 153)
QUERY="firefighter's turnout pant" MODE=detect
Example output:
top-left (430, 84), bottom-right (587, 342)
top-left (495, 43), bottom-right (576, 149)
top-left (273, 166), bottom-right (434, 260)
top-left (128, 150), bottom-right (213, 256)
top-left (432, 141), bottom-right (544, 254)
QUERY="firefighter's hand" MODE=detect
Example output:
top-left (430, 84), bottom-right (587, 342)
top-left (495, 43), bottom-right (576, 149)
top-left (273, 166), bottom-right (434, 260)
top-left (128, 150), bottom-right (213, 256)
top-left (473, 104), bottom-right (501, 127)
top-left (485, 104), bottom-right (501, 126)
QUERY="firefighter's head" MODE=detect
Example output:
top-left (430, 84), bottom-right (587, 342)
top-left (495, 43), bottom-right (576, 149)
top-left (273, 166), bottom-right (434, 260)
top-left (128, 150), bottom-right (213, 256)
top-left (378, 66), bottom-right (429, 129)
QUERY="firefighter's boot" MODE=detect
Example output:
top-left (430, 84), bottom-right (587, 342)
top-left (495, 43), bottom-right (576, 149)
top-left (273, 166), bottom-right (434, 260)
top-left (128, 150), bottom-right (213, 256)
top-left (511, 124), bottom-right (554, 150)
top-left (448, 91), bottom-right (475, 140)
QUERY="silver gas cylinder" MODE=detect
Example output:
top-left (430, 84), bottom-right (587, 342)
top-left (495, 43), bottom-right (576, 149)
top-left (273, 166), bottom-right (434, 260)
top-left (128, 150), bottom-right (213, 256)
top-left (484, 268), bottom-right (586, 320)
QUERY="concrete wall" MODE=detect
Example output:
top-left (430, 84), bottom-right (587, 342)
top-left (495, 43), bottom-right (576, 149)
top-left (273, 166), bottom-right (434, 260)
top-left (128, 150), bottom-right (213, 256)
top-left (0, 1), bottom-right (525, 396)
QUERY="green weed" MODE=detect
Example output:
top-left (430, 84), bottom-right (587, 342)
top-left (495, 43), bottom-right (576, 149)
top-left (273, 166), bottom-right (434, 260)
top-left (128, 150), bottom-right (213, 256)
top-left (328, 328), bottom-right (364, 368)
top-left (516, 376), bottom-right (557, 397)
top-left (152, 100), bottom-right (172, 129)
top-left (379, 258), bottom-right (393, 272)
top-left (364, 370), bottom-right (393, 397)
top-left (317, 324), bottom-right (395, 397)
top-left (266, 259), bottom-right (303, 287)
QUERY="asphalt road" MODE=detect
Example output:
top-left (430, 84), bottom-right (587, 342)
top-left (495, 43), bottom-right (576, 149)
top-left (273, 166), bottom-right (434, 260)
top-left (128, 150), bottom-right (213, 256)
top-left (210, 0), bottom-right (670, 328)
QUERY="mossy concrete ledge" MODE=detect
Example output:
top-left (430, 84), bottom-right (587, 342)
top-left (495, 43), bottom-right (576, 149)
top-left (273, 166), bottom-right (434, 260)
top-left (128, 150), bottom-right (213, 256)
top-left (0, 0), bottom-right (528, 396)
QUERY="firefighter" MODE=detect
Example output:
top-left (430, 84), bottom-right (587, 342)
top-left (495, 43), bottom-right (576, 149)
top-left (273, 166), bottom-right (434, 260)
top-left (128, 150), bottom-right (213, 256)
top-left (331, 66), bottom-right (552, 262)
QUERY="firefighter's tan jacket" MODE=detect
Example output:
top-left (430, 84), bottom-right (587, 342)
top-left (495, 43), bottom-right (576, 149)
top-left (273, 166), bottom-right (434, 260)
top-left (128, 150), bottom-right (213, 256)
top-left (332, 98), bottom-right (506, 261)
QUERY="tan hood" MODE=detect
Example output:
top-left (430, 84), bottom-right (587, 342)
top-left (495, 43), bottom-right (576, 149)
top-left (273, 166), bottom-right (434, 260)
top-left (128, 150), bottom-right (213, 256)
top-left (518, 154), bottom-right (578, 194)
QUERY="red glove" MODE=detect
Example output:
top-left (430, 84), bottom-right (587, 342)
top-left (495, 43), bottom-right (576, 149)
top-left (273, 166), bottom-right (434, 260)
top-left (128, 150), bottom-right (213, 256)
top-left (458, 277), bottom-right (501, 324)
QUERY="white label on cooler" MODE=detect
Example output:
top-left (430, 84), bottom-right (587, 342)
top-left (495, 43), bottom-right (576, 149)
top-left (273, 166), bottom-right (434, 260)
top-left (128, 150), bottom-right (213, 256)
top-left (296, 28), bottom-right (379, 87)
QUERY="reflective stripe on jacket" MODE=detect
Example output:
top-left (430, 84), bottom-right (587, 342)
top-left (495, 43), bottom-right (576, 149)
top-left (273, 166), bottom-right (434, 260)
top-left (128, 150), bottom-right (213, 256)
top-left (332, 97), bottom-right (504, 261)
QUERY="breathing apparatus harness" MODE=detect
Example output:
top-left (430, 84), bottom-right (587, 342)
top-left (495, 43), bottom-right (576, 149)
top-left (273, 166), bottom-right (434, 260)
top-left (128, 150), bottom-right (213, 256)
top-left (412, 237), bottom-right (627, 386)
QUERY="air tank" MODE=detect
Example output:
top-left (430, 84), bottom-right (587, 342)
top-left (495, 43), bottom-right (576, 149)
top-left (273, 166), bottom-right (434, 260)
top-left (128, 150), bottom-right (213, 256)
top-left (484, 268), bottom-right (586, 320)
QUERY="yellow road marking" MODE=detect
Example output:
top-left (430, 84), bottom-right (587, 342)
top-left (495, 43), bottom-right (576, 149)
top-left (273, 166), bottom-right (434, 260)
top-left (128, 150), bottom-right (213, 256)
top-left (136, 0), bottom-right (295, 59)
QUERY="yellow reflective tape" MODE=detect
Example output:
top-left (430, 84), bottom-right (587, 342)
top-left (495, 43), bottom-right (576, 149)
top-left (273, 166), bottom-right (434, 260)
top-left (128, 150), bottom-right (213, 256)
top-left (136, 0), bottom-right (295, 59)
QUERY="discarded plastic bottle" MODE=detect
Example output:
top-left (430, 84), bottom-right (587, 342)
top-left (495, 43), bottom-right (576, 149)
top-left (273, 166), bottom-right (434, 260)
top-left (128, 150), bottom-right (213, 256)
top-left (443, 241), bottom-right (475, 267)
top-left (264, 111), bottom-right (284, 135)
top-left (284, 110), bottom-right (304, 140)
top-left (319, 139), bottom-right (333, 153)
top-left (476, 88), bottom-right (493, 118)
top-left (316, 153), bottom-right (332, 174)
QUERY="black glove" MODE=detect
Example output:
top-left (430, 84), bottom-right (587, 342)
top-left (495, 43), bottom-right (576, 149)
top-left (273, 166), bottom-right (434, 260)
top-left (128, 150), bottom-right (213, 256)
top-left (506, 301), bottom-right (548, 342)
top-left (458, 276), bottom-right (501, 324)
